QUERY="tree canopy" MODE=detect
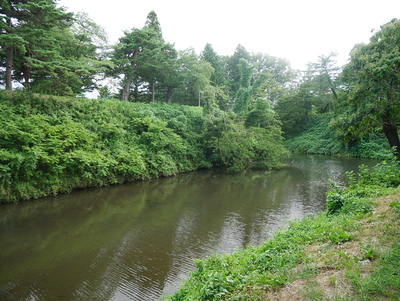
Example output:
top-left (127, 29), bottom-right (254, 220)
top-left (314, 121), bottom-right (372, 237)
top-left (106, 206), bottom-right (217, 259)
top-left (1, 5), bottom-right (399, 161)
top-left (332, 19), bottom-right (400, 158)
top-left (0, 0), bottom-right (110, 95)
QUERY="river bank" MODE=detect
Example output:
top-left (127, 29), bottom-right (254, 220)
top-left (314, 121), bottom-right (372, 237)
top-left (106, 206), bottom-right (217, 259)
top-left (162, 159), bottom-right (400, 300)
top-left (262, 191), bottom-right (400, 300)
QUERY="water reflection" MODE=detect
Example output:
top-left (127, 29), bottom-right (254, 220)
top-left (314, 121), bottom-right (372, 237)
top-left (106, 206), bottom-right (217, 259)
top-left (0, 155), bottom-right (378, 300)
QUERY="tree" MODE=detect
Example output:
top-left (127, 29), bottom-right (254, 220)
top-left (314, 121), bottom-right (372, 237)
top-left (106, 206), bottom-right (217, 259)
top-left (332, 19), bottom-right (400, 158)
top-left (233, 58), bottom-right (269, 114)
top-left (249, 53), bottom-right (296, 104)
top-left (245, 97), bottom-right (280, 129)
top-left (24, 12), bottom-right (111, 95)
top-left (111, 11), bottom-right (179, 102)
top-left (1, 2), bottom-right (110, 95)
top-left (304, 52), bottom-right (341, 112)
top-left (0, 0), bottom-right (73, 90)
top-left (200, 44), bottom-right (229, 110)
top-left (275, 91), bottom-right (312, 137)
top-left (65, 12), bottom-right (111, 93)
top-left (200, 43), bottom-right (225, 86)
top-left (233, 58), bottom-right (253, 113)
top-left (111, 27), bottom-right (157, 101)
top-left (151, 43), bottom-right (179, 103)
top-left (138, 10), bottom-right (176, 102)
top-left (167, 48), bottom-right (214, 106)
top-left (144, 10), bottom-right (162, 39)
top-left (225, 44), bottom-right (250, 100)
top-left (137, 40), bottom-right (178, 102)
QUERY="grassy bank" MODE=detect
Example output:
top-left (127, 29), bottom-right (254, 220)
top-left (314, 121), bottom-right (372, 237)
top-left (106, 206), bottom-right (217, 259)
top-left (162, 158), bottom-right (400, 300)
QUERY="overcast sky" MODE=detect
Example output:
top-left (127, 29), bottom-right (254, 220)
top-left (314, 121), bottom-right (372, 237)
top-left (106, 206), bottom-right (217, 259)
top-left (58, 0), bottom-right (400, 70)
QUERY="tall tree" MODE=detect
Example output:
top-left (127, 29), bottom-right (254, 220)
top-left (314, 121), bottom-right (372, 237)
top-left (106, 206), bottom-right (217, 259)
top-left (226, 44), bottom-right (250, 100)
top-left (332, 19), bottom-right (400, 158)
top-left (144, 10), bottom-right (162, 39)
top-left (167, 48), bottom-right (214, 106)
top-left (24, 12), bottom-right (110, 95)
top-left (250, 53), bottom-right (296, 104)
top-left (111, 27), bottom-right (157, 101)
top-left (200, 43), bottom-right (229, 110)
top-left (138, 11), bottom-right (178, 102)
top-left (138, 41), bottom-right (178, 102)
top-left (233, 58), bottom-right (272, 114)
top-left (111, 11), bottom-right (178, 102)
top-left (66, 12), bottom-right (111, 94)
top-left (0, 0), bottom-right (72, 90)
top-left (233, 58), bottom-right (253, 113)
top-left (200, 43), bottom-right (225, 86)
top-left (304, 52), bottom-right (341, 112)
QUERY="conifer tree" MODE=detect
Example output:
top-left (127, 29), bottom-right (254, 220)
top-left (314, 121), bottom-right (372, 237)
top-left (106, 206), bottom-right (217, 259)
top-left (226, 44), bottom-right (250, 99)
top-left (1, 1), bottom-right (109, 95)
top-left (200, 43), bottom-right (225, 86)
top-left (0, 0), bottom-right (72, 90)
top-left (112, 11), bottom-right (179, 102)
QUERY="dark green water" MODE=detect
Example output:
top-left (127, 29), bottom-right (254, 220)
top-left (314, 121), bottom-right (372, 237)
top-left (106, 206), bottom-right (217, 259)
top-left (0, 155), bottom-right (378, 300)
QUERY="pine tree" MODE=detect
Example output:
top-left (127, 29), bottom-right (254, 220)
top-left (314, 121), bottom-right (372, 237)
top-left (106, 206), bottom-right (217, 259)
top-left (112, 11), bottom-right (179, 102)
top-left (200, 43), bottom-right (225, 86)
top-left (0, 0), bottom-right (72, 90)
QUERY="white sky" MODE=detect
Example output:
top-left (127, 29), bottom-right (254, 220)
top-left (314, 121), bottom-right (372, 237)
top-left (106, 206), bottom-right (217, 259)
top-left (58, 0), bottom-right (400, 70)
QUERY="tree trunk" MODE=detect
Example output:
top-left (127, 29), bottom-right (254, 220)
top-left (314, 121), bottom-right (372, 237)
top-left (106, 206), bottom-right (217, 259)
top-left (122, 74), bottom-right (132, 101)
top-left (23, 62), bottom-right (30, 90)
top-left (382, 110), bottom-right (400, 159)
top-left (151, 80), bottom-right (155, 102)
top-left (330, 87), bottom-right (338, 101)
top-left (5, 46), bottom-right (14, 90)
top-left (165, 86), bottom-right (174, 104)
top-left (121, 50), bottom-right (138, 101)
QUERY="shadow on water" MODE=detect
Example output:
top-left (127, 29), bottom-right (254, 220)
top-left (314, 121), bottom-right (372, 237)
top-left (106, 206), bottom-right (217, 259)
top-left (0, 154), bottom-right (378, 300)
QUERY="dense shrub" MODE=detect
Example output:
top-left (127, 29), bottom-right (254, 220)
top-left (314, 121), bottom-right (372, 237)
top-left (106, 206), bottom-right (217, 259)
top-left (285, 113), bottom-right (392, 159)
top-left (0, 92), bottom-right (208, 202)
top-left (327, 154), bottom-right (400, 215)
top-left (0, 91), bottom-right (288, 202)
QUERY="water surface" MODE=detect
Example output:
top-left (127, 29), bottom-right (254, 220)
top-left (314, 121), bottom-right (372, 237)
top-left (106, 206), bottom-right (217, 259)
top-left (0, 155), bottom-right (378, 300)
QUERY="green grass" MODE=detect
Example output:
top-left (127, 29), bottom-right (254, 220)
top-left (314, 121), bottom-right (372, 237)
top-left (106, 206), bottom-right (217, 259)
top-left (359, 202), bottom-right (400, 300)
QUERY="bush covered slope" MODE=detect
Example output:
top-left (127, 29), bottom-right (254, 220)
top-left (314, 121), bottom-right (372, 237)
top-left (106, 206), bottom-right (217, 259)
top-left (284, 113), bottom-right (393, 159)
top-left (0, 92), bottom-right (287, 203)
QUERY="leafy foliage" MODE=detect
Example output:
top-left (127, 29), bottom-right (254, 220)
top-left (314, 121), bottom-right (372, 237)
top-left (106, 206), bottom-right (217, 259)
top-left (285, 113), bottom-right (393, 159)
top-left (331, 19), bottom-right (400, 158)
top-left (0, 1), bottom-right (110, 95)
top-left (327, 154), bottom-right (400, 215)
top-left (0, 92), bottom-right (202, 202)
top-left (284, 113), bottom-right (343, 155)
top-left (201, 103), bottom-right (288, 172)
top-left (0, 91), bottom-right (287, 202)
